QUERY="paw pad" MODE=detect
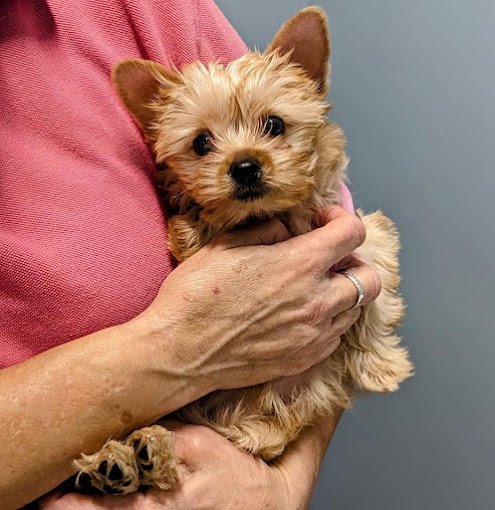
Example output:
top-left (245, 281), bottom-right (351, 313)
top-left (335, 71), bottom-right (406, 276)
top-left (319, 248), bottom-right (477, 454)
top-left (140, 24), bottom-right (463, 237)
top-left (98, 460), bottom-right (108, 476)
top-left (76, 472), bottom-right (93, 493)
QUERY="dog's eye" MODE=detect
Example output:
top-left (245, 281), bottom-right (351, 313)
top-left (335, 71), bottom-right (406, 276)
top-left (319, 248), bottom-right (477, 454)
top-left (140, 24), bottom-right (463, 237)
top-left (263, 116), bottom-right (285, 136)
top-left (193, 133), bottom-right (212, 156)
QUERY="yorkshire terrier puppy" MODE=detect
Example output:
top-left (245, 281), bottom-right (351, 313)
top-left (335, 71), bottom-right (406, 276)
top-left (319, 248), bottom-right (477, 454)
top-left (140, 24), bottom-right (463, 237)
top-left (74, 7), bottom-right (413, 495)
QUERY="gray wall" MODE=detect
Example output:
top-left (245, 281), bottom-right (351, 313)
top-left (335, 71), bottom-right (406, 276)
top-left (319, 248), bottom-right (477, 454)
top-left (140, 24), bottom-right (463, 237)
top-left (216, 1), bottom-right (495, 509)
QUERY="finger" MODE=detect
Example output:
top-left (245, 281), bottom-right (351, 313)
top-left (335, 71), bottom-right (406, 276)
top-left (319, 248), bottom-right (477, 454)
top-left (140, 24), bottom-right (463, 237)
top-left (38, 491), bottom-right (62, 509)
top-left (213, 219), bottom-right (291, 249)
top-left (330, 307), bottom-right (362, 337)
top-left (159, 420), bottom-right (228, 471)
top-left (39, 492), bottom-right (107, 510)
top-left (158, 420), bottom-right (198, 468)
top-left (313, 308), bottom-right (360, 362)
top-left (333, 251), bottom-right (366, 271)
top-left (282, 206), bottom-right (366, 271)
top-left (326, 260), bottom-right (382, 315)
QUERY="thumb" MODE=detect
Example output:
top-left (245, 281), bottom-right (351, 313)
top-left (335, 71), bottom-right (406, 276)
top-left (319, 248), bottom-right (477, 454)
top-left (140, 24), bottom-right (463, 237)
top-left (38, 491), bottom-right (102, 509)
top-left (212, 219), bottom-right (291, 249)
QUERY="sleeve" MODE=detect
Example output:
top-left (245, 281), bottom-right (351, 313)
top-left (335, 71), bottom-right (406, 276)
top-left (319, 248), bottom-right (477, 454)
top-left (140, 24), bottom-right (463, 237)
top-left (131, 0), bottom-right (248, 70)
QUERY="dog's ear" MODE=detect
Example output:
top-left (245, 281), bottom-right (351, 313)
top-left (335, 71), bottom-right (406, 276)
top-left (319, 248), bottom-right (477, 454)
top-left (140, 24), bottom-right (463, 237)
top-left (112, 59), bottom-right (182, 134)
top-left (266, 7), bottom-right (331, 95)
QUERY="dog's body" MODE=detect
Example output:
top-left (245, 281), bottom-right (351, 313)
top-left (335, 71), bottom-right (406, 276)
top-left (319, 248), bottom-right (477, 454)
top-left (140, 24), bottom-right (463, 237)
top-left (74, 7), bottom-right (412, 494)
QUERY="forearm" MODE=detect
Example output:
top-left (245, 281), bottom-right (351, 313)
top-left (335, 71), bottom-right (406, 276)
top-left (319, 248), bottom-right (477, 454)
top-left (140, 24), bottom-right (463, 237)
top-left (0, 316), bottom-right (209, 509)
top-left (0, 207), bottom-right (371, 509)
top-left (304, 410), bottom-right (343, 467)
top-left (275, 410), bottom-right (343, 510)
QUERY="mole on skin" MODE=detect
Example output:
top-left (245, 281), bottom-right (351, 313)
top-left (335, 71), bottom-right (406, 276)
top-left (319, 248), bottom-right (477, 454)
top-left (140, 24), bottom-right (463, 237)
top-left (120, 410), bottom-right (133, 425)
top-left (212, 286), bottom-right (221, 295)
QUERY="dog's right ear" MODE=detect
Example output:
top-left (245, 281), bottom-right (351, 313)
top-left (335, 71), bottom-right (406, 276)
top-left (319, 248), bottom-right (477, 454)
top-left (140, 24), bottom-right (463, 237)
top-left (266, 7), bottom-right (331, 96)
top-left (112, 59), bottom-right (182, 135)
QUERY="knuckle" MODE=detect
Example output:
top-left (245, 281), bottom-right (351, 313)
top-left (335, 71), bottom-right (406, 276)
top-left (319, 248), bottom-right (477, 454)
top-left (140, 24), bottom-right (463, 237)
top-left (352, 307), bottom-right (362, 322)
top-left (270, 218), bottom-right (288, 234)
top-left (280, 350), bottom-right (305, 375)
top-left (266, 219), bottom-right (291, 244)
top-left (326, 336), bottom-right (342, 353)
top-left (348, 215), bottom-right (366, 247)
top-left (181, 427), bottom-right (210, 455)
top-left (297, 239), bottom-right (325, 274)
top-left (295, 355), bottom-right (318, 374)
top-left (307, 257), bottom-right (324, 279)
top-left (291, 322), bottom-right (315, 345)
top-left (368, 268), bottom-right (382, 300)
top-left (285, 361), bottom-right (306, 376)
top-left (344, 308), bottom-right (361, 331)
top-left (209, 233), bottom-right (228, 249)
top-left (289, 325), bottom-right (320, 356)
top-left (334, 308), bottom-right (361, 336)
top-left (301, 297), bottom-right (328, 326)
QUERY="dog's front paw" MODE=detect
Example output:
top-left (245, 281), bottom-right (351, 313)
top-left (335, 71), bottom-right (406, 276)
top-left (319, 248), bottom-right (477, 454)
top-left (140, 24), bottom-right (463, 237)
top-left (126, 425), bottom-right (179, 491)
top-left (74, 440), bottom-right (140, 495)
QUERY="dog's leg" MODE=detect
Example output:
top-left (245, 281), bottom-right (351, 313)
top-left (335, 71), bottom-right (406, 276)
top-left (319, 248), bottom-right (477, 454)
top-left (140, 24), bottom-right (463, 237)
top-left (167, 214), bottom-right (218, 262)
top-left (344, 211), bottom-right (413, 392)
top-left (73, 440), bottom-right (139, 495)
top-left (126, 425), bottom-right (179, 490)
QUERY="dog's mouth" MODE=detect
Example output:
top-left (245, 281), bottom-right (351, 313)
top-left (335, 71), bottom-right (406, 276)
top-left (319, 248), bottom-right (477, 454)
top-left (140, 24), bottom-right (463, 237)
top-left (232, 184), bottom-right (270, 202)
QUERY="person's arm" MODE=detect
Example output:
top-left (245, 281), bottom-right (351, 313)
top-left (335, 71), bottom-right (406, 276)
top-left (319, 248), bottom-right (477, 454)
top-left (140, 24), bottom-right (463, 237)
top-left (39, 413), bottom-right (342, 510)
top-left (273, 412), bottom-right (343, 509)
top-left (160, 412), bottom-right (344, 510)
top-left (1, 207), bottom-right (380, 509)
top-left (0, 321), bottom-right (204, 510)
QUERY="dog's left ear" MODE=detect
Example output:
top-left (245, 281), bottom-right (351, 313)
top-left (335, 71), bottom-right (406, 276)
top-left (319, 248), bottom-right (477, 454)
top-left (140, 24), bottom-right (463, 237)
top-left (266, 7), bottom-right (330, 95)
top-left (112, 59), bottom-right (182, 140)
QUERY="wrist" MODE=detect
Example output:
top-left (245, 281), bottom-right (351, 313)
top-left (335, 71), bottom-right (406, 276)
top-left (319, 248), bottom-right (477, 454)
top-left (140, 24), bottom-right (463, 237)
top-left (123, 310), bottom-right (217, 418)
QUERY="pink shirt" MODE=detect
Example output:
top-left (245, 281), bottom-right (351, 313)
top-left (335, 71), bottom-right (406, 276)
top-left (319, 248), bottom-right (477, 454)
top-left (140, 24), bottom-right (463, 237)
top-left (0, 0), bottom-right (248, 368)
top-left (0, 0), bottom-right (353, 368)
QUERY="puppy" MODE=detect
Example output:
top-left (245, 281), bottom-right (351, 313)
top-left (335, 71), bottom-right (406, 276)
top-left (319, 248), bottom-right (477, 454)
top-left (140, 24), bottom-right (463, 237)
top-left (74, 7), bottom-right (413, 494)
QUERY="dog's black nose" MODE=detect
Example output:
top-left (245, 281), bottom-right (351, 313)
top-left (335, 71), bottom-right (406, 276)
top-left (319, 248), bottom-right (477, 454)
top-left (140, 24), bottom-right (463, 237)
top-left (229, 158), bottom-right (262, 187)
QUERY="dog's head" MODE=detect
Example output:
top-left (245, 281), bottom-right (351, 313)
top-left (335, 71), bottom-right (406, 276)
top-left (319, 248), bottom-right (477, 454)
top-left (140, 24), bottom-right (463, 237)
top-left (113, 7), bottom-right (334, 227)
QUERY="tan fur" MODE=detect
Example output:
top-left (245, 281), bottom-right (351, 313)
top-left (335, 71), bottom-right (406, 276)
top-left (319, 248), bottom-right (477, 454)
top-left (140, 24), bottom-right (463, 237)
top-left (75, 7), bottom-right (413, 493)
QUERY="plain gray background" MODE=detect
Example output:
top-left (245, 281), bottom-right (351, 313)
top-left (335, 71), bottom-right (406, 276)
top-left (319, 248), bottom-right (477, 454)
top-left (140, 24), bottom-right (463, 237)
top-left (216, 1), bottom-right (495, 509)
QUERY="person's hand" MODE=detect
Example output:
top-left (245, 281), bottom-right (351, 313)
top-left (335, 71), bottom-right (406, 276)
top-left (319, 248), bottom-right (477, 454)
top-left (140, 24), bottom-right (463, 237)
top-left (137, 205), bottom-right (381, 397)
top-left (0, 206), bottom-right (379, 510)
top-left (39, 415), bottom-right (341, 510)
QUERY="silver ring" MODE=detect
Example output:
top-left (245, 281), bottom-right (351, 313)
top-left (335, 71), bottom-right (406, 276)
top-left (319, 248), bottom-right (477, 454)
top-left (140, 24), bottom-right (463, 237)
top-left (340, 271), bottom-right (365, 309)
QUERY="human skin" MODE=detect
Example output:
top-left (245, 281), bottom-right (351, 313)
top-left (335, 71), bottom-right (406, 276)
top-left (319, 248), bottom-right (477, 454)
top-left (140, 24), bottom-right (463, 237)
top-left (40, 414), bottom-right (342, 510)
top-left (0, 206), bottom-right (381, 509)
